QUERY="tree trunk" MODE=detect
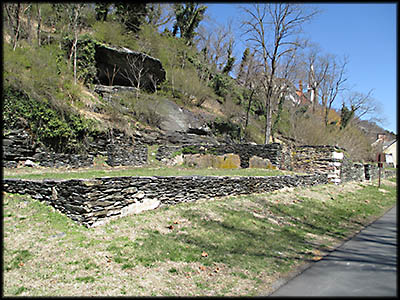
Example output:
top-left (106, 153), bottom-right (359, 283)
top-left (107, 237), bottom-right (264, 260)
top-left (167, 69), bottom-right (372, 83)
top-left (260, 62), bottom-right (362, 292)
top-left (264, 98), bottom-right (272, 144)
top-left (263, 71), bottom-right (275, 144)
top-left (271, 94), bottom-right (285, 141)
top-left (12, 3), bottom-right (21, 51)
top-left (37, 4), bottom-right (41, 46)
top-left (73, 37), bottom-right (77, 84)
top-left (26, 4), bottom-right (32, 43)
top-left (244, 89), bottom-right (255, 131)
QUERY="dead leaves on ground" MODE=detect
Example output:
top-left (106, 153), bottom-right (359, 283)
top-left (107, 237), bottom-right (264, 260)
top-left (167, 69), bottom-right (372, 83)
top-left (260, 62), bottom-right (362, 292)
top-left (199, 265), bottom-right (221, 276)
top-left (311, 249), bottom-right (323, 261)
top-left (167, 220), bottom-right (182, 230)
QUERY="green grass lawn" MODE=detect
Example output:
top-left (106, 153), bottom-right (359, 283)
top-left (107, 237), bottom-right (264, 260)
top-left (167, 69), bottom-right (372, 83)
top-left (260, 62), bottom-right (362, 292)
top-left (3, 177), bottom-right (396, 296)
top-left (3, 165), bottom-right (294, 180)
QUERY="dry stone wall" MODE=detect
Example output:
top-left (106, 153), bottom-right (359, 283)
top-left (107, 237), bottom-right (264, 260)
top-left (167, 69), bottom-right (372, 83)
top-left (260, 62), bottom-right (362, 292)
top-left (3, 173), bottom-right (329, 227)
top-left (3, 128), bottom-right (148, 168)
top-left (290, 145), bottom-right (396, 184)
top-left (156, 143), bottom-right (284, 169)
top-left (3, 129), bottom-right (39, 168)
top-left (155, 143), bottom-right (378, 184)
top-left (3, 128), bottom-right (395, 187)
top-left (291, 145), bottom-right (345, 172)
top-left (364, 164), bottom-right (396, 180)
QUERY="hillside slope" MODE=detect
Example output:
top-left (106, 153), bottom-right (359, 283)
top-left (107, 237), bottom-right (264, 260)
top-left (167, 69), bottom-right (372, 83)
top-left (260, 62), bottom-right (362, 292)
top-left (3, 4), bottom-right (392, 162)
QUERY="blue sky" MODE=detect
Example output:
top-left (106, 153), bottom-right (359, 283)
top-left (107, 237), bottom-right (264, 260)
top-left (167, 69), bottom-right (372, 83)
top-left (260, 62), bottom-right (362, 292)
top-left (204, 3), bottom-right (397, 134)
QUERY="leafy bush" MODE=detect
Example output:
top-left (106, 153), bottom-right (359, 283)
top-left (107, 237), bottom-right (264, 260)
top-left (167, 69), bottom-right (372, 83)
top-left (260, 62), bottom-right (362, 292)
top-left (211, 73), bottom-right (232, 98)
top-left (4, 41), bottom-right (72, 111)
top-left (243, 123), bottom-right (264, 145)
top-left (62, 34), bottom-right (99, 85)
top-left (3, 86), bottom-right (96, 153)
top-left (167, 66), bottom-right (213, 106)
top-left (209, 117), bottom-right (241, 141)
top-left (181, 145), bottom-right (201, 154)
top-left (135, 24), bottom-right (216, 106)
top-left (91, 21), bottom-right (129, 47)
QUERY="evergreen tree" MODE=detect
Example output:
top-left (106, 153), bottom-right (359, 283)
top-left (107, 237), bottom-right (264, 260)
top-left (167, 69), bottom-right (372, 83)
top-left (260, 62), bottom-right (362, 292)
top-left (222, 42), bottom-right (235, 74)
top-left (172, 3), bottom-right (207, 45)
top-left (236, 47), bottom-right (250, 81)
top-left (340, 103), bottom-right (355, 130)
top-left (95, 3), bottom-right (110, 21)
top-left (115, 3), bottom-right (148, 33)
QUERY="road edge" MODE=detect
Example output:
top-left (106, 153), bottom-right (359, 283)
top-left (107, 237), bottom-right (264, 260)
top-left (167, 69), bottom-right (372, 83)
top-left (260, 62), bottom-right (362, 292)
top-left (261, 201), bottom-right (397, 296)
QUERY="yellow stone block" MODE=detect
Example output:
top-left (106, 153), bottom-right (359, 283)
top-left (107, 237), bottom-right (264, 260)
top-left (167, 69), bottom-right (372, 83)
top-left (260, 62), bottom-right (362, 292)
top-left (214, 153), bottom-right (241, 169)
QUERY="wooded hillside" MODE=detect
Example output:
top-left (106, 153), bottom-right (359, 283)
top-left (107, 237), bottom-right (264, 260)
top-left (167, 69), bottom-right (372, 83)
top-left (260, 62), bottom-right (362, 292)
top-left (3, 3), bottom-right (394, 162)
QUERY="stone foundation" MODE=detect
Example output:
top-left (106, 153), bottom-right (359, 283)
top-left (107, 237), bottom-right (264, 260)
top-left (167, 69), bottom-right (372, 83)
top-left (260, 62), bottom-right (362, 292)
top-left (3, 129), bottom-right (148, 168)
top-left (3, 173), bottom-right (329, 227)
top-left (156, 143), bottom-right (284, 169)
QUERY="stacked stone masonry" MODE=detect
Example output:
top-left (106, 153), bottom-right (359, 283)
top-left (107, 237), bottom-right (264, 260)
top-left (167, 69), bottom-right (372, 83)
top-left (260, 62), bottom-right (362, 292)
top-left (3, 174), bottom-right (329, 227)
top-left (4, 166), bottom-right (394, 228)
top-left (3, 128), bottom-right (396, 228)
top-left (156, 143), bottom-right (285, 169)
top-left (4, 128), bottom-right (395, 184)
top-left (3, 129), bottom-right (148, 168)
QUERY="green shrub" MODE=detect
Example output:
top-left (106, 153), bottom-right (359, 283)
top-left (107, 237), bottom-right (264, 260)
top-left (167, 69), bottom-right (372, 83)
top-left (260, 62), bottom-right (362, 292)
top-left (211, 73), bottom-right (232, 98)
top-left (4, 41), bottom-right (74, 112)
top-left (91, 21), bottom-right (129, 47)
top-left (181, 145), bottom-right (201, 154)
top-left (168, 66), bottom-right (213, 106)
top-left (62, 34), bottom-right (98, 85)
top-left (3, 86), bottom-right (96, 153)
top-left (209, 117), bottom-right (241, 141)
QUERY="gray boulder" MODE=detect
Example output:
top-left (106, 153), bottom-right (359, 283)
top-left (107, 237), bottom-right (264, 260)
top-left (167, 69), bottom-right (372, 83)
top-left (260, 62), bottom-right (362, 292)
top-left (148, 98), bottom-right (212, 136)
top-left (94, 44), bottom-right (166, 92)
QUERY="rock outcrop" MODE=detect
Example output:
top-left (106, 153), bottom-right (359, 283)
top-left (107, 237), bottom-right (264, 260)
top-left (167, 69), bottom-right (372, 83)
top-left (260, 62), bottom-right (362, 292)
top-left (94, 44), bottom-right (166, 91)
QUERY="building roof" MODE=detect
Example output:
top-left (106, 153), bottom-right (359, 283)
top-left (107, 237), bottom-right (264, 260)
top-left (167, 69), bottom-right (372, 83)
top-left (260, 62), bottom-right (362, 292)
top-left (383, 139), bottom-right (396, 150)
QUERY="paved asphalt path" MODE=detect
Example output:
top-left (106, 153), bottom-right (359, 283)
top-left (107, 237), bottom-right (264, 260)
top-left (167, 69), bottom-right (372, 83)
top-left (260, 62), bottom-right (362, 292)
top-left (269, 205), bottom-right (397, 297)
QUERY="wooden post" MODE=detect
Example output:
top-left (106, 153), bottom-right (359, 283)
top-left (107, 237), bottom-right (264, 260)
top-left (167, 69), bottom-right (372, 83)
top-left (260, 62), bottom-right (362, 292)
top-left (377, 152), bottom-right (383, 188)
top-left (378, 164), bottom-right (381, 188)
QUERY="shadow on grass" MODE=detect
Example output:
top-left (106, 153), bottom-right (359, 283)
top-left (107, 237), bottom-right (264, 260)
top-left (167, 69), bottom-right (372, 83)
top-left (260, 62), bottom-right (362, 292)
top-left (120, 207), bottom-right (316, 274)
top-left (125, 188), bottom-right (396, 273)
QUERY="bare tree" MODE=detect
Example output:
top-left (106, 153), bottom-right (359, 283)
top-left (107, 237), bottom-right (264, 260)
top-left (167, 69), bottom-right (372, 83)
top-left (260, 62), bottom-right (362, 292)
top-left (299, 43), bottom-right (331, 112)
top-left (196, 19), bottom-right (236, 73)
top-left (36, 4), bottom-right (42, 46)
top-left (240, 3), bottom-right (318, 143)
top-left (318, 54), bottom-right (348, 126)
top-left (120, 53), bottom-right (147, 98)
top-left (148, 73), bottom-right (160, 95)
top-left (64, 4), bottom-right (85, 84)
top-left (234, 47), bottom-right (264, 139)
top-left (4, 3), bottom-right (22, 50)
top-left (343, 89), bottom-right (383, 125)
top-left (146, 3), bottom-right (174, 29)
top-left (104, 64), bottom-right (120, 86)
top-left (243, 72), bottom-right (263, 139)
top-left (270, 45), bottom-right (302, 140)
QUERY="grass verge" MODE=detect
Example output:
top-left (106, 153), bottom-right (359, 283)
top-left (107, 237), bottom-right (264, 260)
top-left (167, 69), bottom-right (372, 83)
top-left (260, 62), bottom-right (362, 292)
top-left (3, 177), bottom-right (396, 296)
top-left (3, 165), bottom-right (292, 180)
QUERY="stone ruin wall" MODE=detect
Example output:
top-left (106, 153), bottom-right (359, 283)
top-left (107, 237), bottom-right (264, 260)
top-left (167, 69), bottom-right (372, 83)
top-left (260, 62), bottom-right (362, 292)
top-left (3, 128), bottom-right (148, 169)
top-left (155, 143), bottom-right (392, 184)
top-left (155, 143), bottom-right (287, 169)
top-left (3, 128), bottom-right (394, 184)
top-left (3, 129), bottom-right (396, 228)
top-left (3, 173), bottom-right (329, 227)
